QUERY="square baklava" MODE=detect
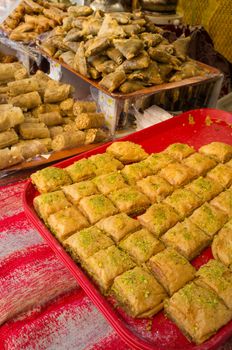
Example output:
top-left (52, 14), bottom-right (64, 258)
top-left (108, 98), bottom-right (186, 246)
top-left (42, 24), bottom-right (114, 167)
top-left (189, 203), bottom-right (228, 237)
top-left (62, 180), bottom-right (99, 205)
top-left (79, 194), bottom-right (118, 224)
top-left (47, 206), bottom-right (89, 242)
top-left (119, 228), bottom-right (165, 264)
top-left (148, 248), bottom-right (196, 295)
top-left (164, 142), bottom-right (195, 161)
top-left (164, 188), bottom-right (201, 219)
top-left (64, 226), bottom-right (114, 262)
top-left (112, 266), bottom-right (167, 318)
top-left (164, 282), bottom-right (232, 344)
top-left (96, 213), bottom-right (140, 243)
top-left (137, 175), bottom-right (174, 203)
top-left (212, 219), bottom-right (232, 267)
top-left (109, 187), bottom-right (150, 216)
top-left (183, 152), bottom-right (217, 176)
top-left (93, 172), bottom-right (127, 195)
top-left (159, 162), bottom-right (197, 187)
top-left (65, 158), bottom-right (96, 182)
top-left (33, 191), bottom-right (71, 221)
top-left (31, 166), bottom-right (72, 193)
top-left (138, 203), bottom-right (180, 238)
top-left (161, 219), bottom-right (210, 261)
top-left (84, 245), bottom-right (136, 292)
top-left (186, 176), bottom-right (223, 203)
top-left (199, 142), bottom-right (232, 163)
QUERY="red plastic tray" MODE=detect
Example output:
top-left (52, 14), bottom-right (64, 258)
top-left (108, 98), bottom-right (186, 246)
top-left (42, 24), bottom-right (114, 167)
top-left (23, 109), bottom-right (232, 350)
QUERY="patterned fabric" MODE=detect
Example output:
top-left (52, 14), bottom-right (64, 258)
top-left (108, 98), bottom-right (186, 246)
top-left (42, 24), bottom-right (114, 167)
top-left (177, 0), bottom-right (232, 63)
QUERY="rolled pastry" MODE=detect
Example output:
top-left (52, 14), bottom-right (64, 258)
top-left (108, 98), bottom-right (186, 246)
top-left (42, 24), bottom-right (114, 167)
top-left (0, 106), bottom-right (24, 131)
top-left (9, 32), bottom-right (38, 42)
top-left (75, 113), bottom-right (105, 129)
top-left (0, 148), bottom-right (24, 170)
top-left (10, 91), bottom-right (42, 110)
top-left (60, 98), bottom-right (74, 118)
top-left (73, 101), bottom-right (97, 116)
top-left (44, 84), bottom-right (72, 104)
top-left (0, 129), bottom-right (19, 149)
top-left (51, 131), bottom-right (86, 151)
top-left (14, 66), bottom-right (29, 80)
top-left (49, 126), bottom-right (64, 139)
top-left (0, 62), bottom-right (22, 83)
top-left (99, 70), bottom-right (126, 92)
top-left (8, 78), bottom-right (39, 97)
top-left (19, 122), bottom-right (50, 139)
top-left (85, 129), bottom-right (108, 144)
top-left (11, 140), bottom-right (47, 159)
top-left (39, 111), bottom-right (63, 126)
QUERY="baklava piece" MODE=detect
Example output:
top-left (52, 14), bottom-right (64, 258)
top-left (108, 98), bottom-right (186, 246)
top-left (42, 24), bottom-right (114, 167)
top-left (183, 152), bottom-right (217, 176)
top-left (47, 206), bottom-right (89, 242)
top-left (84, 245), bottom-right (136, 292)
top-left (93, 172), bottom-right (127, 195)
top-left (89, 153), bottom-right (124, 175)
top-left (65, 158), bottom-right (96, 182)
top-left (195, 259), bottom-right (232, 309)
top-left (212, 219), bottom-right (232, 267)
top-left (210, 188), bottom-right (232, 216)
top-left (109, 187), bottom-right (150, 216)
top-left (106, 141), bottom-right (148, 164)
top-left (164, 282), bottom-right (232, 344)
top-left (119, 228), bottom-right (165, 264)
top-left (164, 142), bottom-right (195, 161)
top-left (138, 203), bottom-right (180, 238)
top-left (31, 167), bottom-right (72, 193)
top-left (121, 161), bottom-right (153, 185)
top-left (207, 163), bottom-right (232, 189)
top-left (96, 213), bottom-right (140, 243)
top-left (79, 194), bottom-right (118, 224)
top-left (62, 180), bottom-right (99, 205)
top-left (143, 152), bottom-right (174, 174)
top-left (164, 188), bottom-right (201, 219)
top-left (148, 248), bottom-right (196, 295)
top-left (112, 266), bottom-right (167, 318)
top-left (189, 203), bottom-right (228, 237)
top-left (159, 162), bottom-right (197, 187)
top-left (64, 226), bottom-right (114, 262)
top-left (161, 219), bottom-right (210, 261)
top-left (33, 191), bottom-right (71, 222)
top-left (186, 176), bottom-right (223, 203)
top-left (199, 142), bottom-right (232, 163)
top-left (226, 158), bottom-right (232, 168)
top-left (137, 175), bottom-right (174, 203)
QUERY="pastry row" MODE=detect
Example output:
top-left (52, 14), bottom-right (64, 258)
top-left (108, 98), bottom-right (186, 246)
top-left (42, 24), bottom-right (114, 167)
top-left (32, 140), bottom-right (232, 344)
top-left (39, 5), bottom-right (205, 93)
top-left (1, 0), bottom-right (70, 43)
top-left (0, 62), bottom-right (108, 170)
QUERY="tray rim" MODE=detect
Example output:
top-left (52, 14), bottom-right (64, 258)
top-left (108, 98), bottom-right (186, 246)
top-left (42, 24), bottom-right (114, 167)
top-left (38, 47), bottom-right (222, 100)
top-left (23, 108), bottom-right (232, 350)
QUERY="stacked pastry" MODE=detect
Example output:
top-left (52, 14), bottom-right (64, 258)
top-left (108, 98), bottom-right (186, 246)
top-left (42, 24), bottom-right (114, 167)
top-left (1, 0), bottom-right (70, 42)
top-left (31, 140), bottom-right (232, 344)
top-left (0, 65), bottom-right (108, 170)
top-left (40, 5), bottom-right (205, 93)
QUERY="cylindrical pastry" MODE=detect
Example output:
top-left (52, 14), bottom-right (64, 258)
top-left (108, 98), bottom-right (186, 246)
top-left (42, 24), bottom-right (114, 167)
top-left (39, 111), bottom-right (63, 126)
top-left (49, 126), bottom-right (64, 139)
top-left (0, 129), bottom-right (19, 149)
top-left (60, 98), bottom-right (74, 117)
top-left (0, 106), bottom-right (24, 131)
top-left (44, 84), bottom-right (72, 104)
top-left (0, 62), bottom-right (22, 83)
top-left (10, 91), bottom-right (42, 111)
top-left (0, 148), bottom-right (24, 170)
top-left (51, 131), bottom-right (86, 151)
top-left (38, 138), bottom-right (52, 151)
top-left (19, 122), bottom-right (50, 139)
top-left (8, 78), bottom-right (39, 97)
top-left (75, 113), bottom-right (105, 130)
top-left (11, 140), bottom-right (48, 159)
top-left (73, 101), bottom-right (97, 116)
